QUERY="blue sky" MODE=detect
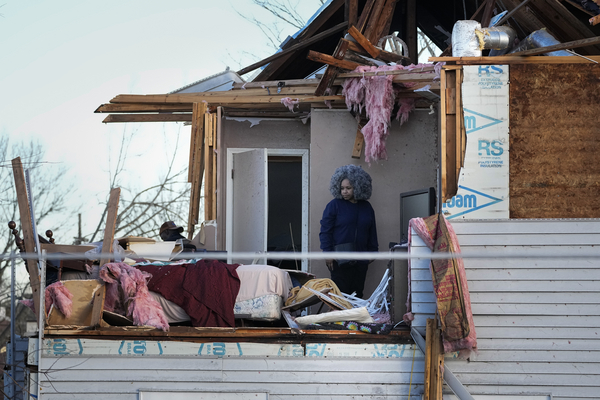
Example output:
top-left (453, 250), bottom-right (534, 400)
top-left (0, 0), bottom-right (322, 239)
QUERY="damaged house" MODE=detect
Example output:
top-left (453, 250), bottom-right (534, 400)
top-left (5, 0), bottom-right (600, 399)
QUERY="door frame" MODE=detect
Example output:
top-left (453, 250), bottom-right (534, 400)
top-left (226, 148), bottom-right (309, 271)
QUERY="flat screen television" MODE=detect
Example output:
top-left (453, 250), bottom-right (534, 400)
top-left (399, 187), bottom-right (436, 243)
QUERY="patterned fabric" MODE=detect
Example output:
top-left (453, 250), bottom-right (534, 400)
top-left (304, 320), bottom-right (393, 335)
top-left (410, 214), bottom-right (477, 354)
top-left (234, 294), bottom-right (282, 321)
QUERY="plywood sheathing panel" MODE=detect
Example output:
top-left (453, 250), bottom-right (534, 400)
top-left (509, 64), bottom-right (600, 218)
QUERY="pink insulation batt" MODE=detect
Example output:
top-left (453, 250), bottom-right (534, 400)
top-left (100, 262), bottom-right (170, 331)
top-left (46, 281), bottom-right (74, 318)
top-left (342, 63), bottom-right (440, 163)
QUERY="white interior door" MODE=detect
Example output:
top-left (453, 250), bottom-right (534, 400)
top-left (229, 148), bottom-right (268, 264)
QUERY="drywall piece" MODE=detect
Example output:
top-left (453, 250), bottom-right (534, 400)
top-left (442, 65), bottom-right (509, 219)
top-left (46, 280), bottom-right (105, 327)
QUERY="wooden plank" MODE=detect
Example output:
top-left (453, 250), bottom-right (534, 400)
top-left (406, 0), bottom-right (417, 64)
top-left (429, 55), bottom-right (600, 64)
top-left (188, 102), bottom-right (206, 237)
top-left (102, 114), bottom-right (192, 123)
top-left (343, 39), bottom-right (408, 63)
top-left (111, 93), bottom-right (344, 105)
top-left (455, 69), bottom-right (464, 176)
top-left (11, 156), bottom-right (41, 318)
top-left (528, 0), bottom-right (600, 54)
top-left (211, 113), bottom-right (217, 220)
top-left (439, 69), bottom-right (448, 202)
top-left (371, 0), bottom-right (397, 43)
top-left (481, 0), bottom-right (496, 27)
top-left (423, 318), bottom-right (433, 400)
top-left (356, 0), bottom-right (377, 33)
top-left (204, 113), bottom-right (213, 221)
top-left (315, 39), bottom-right (350, 96)
top-left (236, 21), bottom-right (348, 76)
top-left (347, 25), bottom-right (380, 58)
top-left (95, 103), bottom-right (193, 113)
top-left (508, 35), bottom-right (600, 56)
top-left (40, 243), bottom-right (96, 253)
top-left (444, 69), bottom-right (458, 201)
top-left (99, 188), bottom-right (120, 268)
top-left (363, 0), bottom-right (386, 43)
top-left (431, 322), bottom-right (443, 400)
top-left (346, 0), bottom-right (358, 26)
top-left (352, 123), bottom-right (365, 159)
top-left (307, 50), bottom-right (360, 71)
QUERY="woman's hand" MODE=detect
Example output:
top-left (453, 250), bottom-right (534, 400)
top-left (325, 259), bottom-right (334, 271)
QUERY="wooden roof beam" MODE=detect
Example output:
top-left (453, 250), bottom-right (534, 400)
top-left (102, 114), bottom-right (193, 123)
top-left (110, 93), bottom-right (345, 105)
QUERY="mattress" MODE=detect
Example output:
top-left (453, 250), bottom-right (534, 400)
top-left (149, 264), bottom-right (292, 323)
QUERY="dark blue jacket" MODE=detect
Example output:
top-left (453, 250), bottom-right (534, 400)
top-left (319, 198), bottom-right (378, 254)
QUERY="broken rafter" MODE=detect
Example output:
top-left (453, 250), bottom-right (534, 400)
top-left (508, 35), bottom-right (600, 56)
top-left (308, 50), bottom-right (362, 71)
top-left (363, 0), bottom-right (387, 43)
top-left (356, 0), bottom-right (377, 33)
top-left (343, 39), bottom-right (408, 64)
top-left (315, 39), bottom-right (350, 96)
top-left (430, 55), bottom-right (600, 64)
top-left (236, 21), bottom-right (348, 76)
top-left (102, 114), bottom-right (192, 123)
top-left (110, 93), bottom-right (344, 105)
top-left (348, 25), bottom-right (380, 58)
top-left (95, 103), bottom-right (192, 113)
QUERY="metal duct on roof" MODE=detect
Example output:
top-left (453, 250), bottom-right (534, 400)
top-left (452, 20), bottom-right (482, 57)
top-left (508, 28), bottom-right (573, 56)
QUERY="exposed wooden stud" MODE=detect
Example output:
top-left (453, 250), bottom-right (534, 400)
top-left (99, 188), bottom-right (121, 268)
top-left (188, 102), bottom-right (206, 238)
top-left (211, 114), bottom-right (217, 220)
top-left (236, 21), bottom-right (348, 76)
top-left (11, 157), bottom-right (41, 318)
top-left (455, 69), bottom-right (464, 180)
top-left (431, 320), bottom-right (444, 400)
top-left (204, 113), bottom-right (213, 222)
top-left (307, 50), bottom-right (361, 71)
top-left (315, 39), bottom-right (350, 96)
top-left (424, 318), bottom-right (434, 400)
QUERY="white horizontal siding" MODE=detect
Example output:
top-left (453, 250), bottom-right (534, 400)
top-left (410, 219), bottom-right (600, 400)
top-left (37, 346), bottom-right (424, 400)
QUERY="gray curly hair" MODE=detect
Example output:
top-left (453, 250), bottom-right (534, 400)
top-left (329, 164), bottom-right (372, 200)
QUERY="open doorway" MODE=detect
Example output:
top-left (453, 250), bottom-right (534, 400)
top-left (266, 156), bottom-right (302, 270)
top-left (226, 148), bottom-right (308, 270)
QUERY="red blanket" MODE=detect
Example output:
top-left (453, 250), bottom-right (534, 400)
top-left (136, 260), bottom-right (240, 327)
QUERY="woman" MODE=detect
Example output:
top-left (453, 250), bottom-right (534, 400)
top-left (319, 165), bottom-right (378, 298)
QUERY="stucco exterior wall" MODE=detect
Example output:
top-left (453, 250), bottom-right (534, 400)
top-left (217, 117), bottom-right (311, 249)
top-left (309, 108), bottom-right (438, 299)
